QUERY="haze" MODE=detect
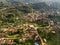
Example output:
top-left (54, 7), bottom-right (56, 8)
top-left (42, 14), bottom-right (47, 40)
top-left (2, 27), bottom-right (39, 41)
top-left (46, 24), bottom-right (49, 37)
top-left (42, 0), bottom-right (60, 2)
top-left (0, 0), bottom-right (60, 2)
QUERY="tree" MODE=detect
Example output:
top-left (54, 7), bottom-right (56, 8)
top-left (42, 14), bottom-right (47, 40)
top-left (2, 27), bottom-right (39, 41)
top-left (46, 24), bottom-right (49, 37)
top-left (35, 19), bottom-right (49, 27)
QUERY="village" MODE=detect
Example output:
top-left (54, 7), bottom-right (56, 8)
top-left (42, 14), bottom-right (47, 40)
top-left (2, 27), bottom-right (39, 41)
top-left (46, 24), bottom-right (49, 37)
top-left (0, 15), bottom-right (57, 45)
top-left (0, 0), bottom-right (60, 45)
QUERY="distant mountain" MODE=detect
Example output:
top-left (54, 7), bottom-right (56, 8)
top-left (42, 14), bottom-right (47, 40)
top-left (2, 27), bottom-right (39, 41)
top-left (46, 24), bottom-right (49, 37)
top-left (50, 2), bottom-right (60, 9)
top-left (31, 2), bottom-right (50, 10)
top-left (31, 2), bottom-right (60, 10)
top-left (0, 0), bottom-right (6, 2)
top-left (1, 0), bottom-right (60, 10)
top-left (20, 0), bottom-right (41, 3)
top-left (5, 0), bottom-right (41, 3)
top-left (0, 0), bottom-right (7, 3)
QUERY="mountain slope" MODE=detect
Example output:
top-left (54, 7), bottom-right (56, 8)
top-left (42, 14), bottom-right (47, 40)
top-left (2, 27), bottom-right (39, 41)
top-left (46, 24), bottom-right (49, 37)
top-left (4, 0), bottom-right (41, 3)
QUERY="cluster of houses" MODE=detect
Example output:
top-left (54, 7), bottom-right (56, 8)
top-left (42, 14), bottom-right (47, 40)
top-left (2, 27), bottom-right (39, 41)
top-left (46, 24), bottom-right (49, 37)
top-left (0, 18), bottom-right (57, 44)
top-left (0, 23), bottom-right (39, 44)
top-left (0, 38), bottom-right (14, 44)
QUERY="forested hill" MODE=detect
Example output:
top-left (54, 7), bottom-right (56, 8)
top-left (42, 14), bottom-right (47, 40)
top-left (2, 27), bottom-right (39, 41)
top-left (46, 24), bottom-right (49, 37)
top-left (1, 0), bottom-right (60, 10)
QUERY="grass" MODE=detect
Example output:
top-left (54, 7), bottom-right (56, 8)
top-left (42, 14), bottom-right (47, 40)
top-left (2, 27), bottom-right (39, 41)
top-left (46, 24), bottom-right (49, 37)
top-left (6, 34), bottom-right (20, 39)
top-left (52, 16), bottom-right (60, 22)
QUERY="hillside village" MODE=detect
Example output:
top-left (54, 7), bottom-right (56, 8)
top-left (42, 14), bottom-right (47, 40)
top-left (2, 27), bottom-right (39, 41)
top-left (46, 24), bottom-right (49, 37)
top-left (0, 0), bottom-right (60, 45)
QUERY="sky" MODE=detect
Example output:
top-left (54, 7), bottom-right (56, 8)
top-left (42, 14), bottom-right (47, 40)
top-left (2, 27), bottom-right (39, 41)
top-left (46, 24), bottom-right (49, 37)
top-left (0, 0), bottom-right (60, 2)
